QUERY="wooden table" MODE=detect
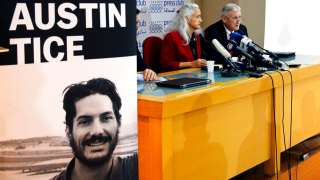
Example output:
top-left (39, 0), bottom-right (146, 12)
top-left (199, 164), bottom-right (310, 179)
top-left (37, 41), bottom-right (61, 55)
top-left (137, 56), bottom-right (320, 180)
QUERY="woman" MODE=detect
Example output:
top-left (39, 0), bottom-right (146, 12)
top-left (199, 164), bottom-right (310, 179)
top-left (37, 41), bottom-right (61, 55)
top-left (161, 3), bottom-right (207, 72)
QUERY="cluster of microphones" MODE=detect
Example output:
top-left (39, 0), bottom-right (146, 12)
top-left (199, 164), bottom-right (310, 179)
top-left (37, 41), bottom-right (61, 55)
top-left (199, 31), bottom-right (291, 77)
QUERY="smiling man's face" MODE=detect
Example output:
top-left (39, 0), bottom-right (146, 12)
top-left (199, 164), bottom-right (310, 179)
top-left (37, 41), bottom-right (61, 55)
top-left (68, 94), bottom-right (119, 166)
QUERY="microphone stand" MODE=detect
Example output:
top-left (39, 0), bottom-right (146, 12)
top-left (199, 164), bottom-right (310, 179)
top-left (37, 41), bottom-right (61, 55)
top-left (202, 50), bottom-right (206, 60)
top-left (200, 36), bottom-right (240, 77)
top-left (220, 57), bottom-right (241, 77)
top-left (242, 57), bottom-right (257, 72)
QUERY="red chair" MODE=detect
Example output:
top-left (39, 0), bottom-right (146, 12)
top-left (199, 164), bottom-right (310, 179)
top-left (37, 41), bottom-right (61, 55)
top-left (143, 36), bottom-right (162, 74)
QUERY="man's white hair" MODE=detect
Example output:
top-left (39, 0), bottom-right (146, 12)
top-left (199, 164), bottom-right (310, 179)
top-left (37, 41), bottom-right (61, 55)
top-left (166, 3), bottom-right (203, 45)
top-left (221, 3), bottom-right (241, 18)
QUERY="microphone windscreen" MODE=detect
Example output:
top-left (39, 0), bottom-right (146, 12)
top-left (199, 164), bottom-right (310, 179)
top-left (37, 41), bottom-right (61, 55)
top-left (251, 53), bottom-right (277, 68)
top-left (212, 39), bottom-right (231, 58)
top-left (235, 36), bottom-right (243, 45)
top-left (230, 32), bottom-right (242, 40)
top-left (251, 53), bottom-right (266, 67)
top-left (198, 33), bottom-right (205, 40)
top-left (226, 40), bottom-right (237, 51)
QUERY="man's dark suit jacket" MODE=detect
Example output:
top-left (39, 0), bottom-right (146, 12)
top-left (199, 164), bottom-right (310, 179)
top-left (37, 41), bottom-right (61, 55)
top-left (201, 20), bottom-right (248, 64)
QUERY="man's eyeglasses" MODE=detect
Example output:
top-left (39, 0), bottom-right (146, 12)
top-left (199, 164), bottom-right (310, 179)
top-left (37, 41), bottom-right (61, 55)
top-left (224, 16), bottom-right (244, 23)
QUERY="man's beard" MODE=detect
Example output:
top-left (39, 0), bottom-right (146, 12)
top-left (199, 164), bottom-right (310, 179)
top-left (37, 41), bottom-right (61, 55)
top-left (69, 131), bottom-right (119, 168)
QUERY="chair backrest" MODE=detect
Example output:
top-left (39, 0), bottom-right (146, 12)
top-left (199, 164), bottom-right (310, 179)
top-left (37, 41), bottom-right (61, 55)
top-left (143, 36), bottom-right (162, 74)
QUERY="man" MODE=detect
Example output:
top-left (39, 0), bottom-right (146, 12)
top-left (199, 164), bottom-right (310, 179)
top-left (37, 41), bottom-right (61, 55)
top-left (51, 78), bottom-right (138, 180)
top-left (202, 3), bottom-right (248, 64)
top-left (136, 9), bottom-right (160, 81)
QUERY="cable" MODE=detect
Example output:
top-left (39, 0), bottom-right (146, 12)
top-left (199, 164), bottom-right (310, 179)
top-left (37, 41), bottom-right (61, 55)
top-left (275, 70), bottom-right (291, 180)
top-left (278, 58), bottom-right (290, 66)
top-left (281, 69), bottom-right (293, 180)
top-left (264, 72), bottom-right (279, 180)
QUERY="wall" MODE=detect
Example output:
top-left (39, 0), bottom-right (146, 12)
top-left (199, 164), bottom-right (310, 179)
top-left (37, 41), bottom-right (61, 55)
top-left (264, 0), bottom-right (320, 55)
top-left (201, 0), bottom-right (234, 30)
top-left (190, 0), bottom-right (201, 10)
top-left (200, 0), bottom-right (266, 48)
top-left (236, 0), bottom-right (266, 48)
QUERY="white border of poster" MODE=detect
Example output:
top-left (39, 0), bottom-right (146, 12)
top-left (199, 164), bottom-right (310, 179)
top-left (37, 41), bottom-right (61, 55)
top-left (0, 0), bottom-right (138, 179)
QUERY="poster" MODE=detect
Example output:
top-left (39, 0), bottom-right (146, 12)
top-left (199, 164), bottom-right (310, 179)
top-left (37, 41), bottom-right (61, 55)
top-left (0, 0), bottom-right (138, 179)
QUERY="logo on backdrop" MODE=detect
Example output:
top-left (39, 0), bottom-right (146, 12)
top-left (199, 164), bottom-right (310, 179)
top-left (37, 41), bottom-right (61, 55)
top-left (137, 20), bottom-right (147, 37)
top-left (136, 0), bottom-right (147, 6)
top-left (164, 1), bottom-right (175, 12)
top-left (136, 0), bottom-right (186, 52)
top-left (139, 20), bottom-right (147, 27)
top-left (164, 1), bottom-right (175, 6)
top-left (164, 20), bottom-right (172, 32)
top-left (149, 4), bottom-right (163, 13)
top-left (137, 29), bottom-right (147, 36)
top-left (137, 41), bottom-right (143, 48)
top-left (149, 22), bottom-right (163, 33)
top-left (176, 0), bottom-right (184, 6)
top-left (140, 7), bottom-right (147, 13)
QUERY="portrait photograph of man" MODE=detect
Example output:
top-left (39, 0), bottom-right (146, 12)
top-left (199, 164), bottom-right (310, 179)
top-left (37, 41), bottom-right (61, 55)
top-left (0, 58), bottom-right (138, 180)
top-left (51, 78), bottom-right (138, 180)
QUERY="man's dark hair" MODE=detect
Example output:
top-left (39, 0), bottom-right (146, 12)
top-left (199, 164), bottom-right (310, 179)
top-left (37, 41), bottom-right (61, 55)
top-left (63, 78), bottom-right (122, 133)
top-left (136, 9), bottom-right (140, 15)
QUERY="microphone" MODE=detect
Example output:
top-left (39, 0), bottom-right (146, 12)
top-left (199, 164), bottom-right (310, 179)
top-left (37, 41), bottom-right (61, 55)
top-left (251, 41), bottom-right (280, 60)
top-left (233, 32), bottom-right (284, 65)
top-left (231, 32), bottom-right (264, 55)
top-left (199, 34), bottom-right (218, 51)
top-left (226, 40), bottom-right (255, 61)
top-left (230, 32), bottom-right (243, 40)
top-left (212, 39), bottom-right (240, 72)
top-left (251, 53), bottom-right (278, 69)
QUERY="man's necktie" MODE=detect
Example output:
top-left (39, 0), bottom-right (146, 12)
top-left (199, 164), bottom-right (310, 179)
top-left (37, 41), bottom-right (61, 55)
top-left (229, 32), bottom-right (233, 56)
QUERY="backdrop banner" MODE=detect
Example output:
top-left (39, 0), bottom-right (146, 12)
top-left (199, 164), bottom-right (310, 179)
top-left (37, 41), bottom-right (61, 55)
top-left (0, 0), bottom-right (138, 179)
top-left (136, 0), bottom-right (190, 56)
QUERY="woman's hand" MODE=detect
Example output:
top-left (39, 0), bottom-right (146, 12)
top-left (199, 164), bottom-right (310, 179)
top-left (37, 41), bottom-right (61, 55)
top-left (191, 59), bottom-right (207, 68)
